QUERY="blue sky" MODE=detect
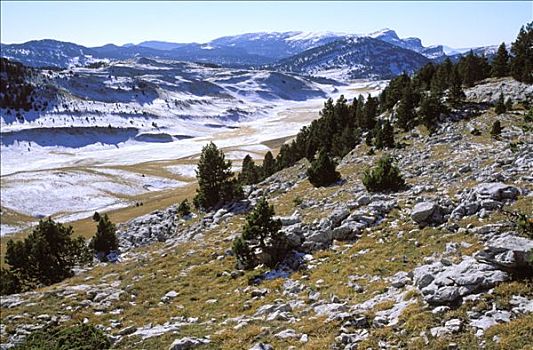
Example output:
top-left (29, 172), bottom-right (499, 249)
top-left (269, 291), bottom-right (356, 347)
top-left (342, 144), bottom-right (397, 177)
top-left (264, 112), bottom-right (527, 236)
top-left (1, 1), bottom-right (530, 48)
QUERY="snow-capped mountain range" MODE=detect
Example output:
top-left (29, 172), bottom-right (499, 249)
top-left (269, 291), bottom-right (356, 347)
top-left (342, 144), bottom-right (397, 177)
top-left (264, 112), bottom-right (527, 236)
top-left (270, 37), bottom-right (430, 80)
top-left (0, 28), bottom-right (499, 75)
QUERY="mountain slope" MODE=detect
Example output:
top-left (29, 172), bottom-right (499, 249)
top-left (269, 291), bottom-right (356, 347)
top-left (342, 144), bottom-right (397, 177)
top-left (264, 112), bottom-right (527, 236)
top-left (137, 40), bottom-right (188, 51)
top-left (209, 31), bottom-right (347, 59)
top-left (271, 37), bottom-right (430, 79)
top-left (0, 39), bottom-right (99, 68)
top-left (0, 57), bottom-right (335, 137)
top-left (1, 30), bottom-right (502, 78)
top-left (369, 28), bottom-right (446, 59)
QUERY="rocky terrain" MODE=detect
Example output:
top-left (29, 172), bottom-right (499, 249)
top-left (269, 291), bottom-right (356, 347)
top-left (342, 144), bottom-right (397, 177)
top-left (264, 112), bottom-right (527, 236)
top-left (1, 78), bottom-right (532, 349)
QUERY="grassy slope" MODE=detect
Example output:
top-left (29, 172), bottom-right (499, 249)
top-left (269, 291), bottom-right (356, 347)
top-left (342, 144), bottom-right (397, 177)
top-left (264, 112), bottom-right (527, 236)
top-left (1, 105), bottom-right (532, 349)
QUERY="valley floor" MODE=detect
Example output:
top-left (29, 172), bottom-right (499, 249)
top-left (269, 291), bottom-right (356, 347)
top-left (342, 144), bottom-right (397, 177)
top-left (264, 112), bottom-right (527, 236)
top-left (0, 80), bottom-right (385, 237)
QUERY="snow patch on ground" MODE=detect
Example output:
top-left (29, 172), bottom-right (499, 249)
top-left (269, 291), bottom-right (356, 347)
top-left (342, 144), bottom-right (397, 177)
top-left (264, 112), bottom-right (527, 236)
top-left (166, 164), bottom-right (198, 178)
top-left (0, 224), bottom-right (27, 237)
top-left (1, 169), bottom-right (187, 220)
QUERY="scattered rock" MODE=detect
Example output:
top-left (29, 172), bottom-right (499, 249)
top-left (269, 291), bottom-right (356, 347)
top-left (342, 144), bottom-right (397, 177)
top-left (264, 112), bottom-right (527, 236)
top-left (249, 343), bottom-right (273, 350)
top-left (168, 337), bottom-right (210, 350)
top-left (413, 256), bottom-right (508, 305)
top-left (411, 201), bottom-right (446, 225)
top-left (161, 290), bottom-right (178, 303)
top-left (275, 328), bottom-right (300, 339)
top-left (452, 183), bottom-right (521, 220)
top-left (475, 233), bottom-right (533, 270)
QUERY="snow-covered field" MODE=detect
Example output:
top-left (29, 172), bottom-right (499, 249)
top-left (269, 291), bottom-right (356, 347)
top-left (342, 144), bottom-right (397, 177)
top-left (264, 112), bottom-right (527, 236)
top-left (0, 58), bottom-right (385, 236)
top-left (1, 169), bottom-right (186, 223)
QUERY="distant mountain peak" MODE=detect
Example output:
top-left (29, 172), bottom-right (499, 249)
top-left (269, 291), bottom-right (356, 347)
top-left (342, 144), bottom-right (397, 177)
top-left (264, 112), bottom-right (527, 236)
top-left (137, 41), bottom-right (186, 51)
top-left (369, 28), bottom-right (399, 39)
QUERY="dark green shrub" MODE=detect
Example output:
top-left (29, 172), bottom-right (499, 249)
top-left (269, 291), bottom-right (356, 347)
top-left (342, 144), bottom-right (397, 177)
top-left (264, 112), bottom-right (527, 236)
top-left (516, 213), bottom-right (533, 239)
top-left (0, 268), bottom-right (21, 295)
top-left (232, 236), bottom-right (255, 269)
top-left (495, 92), bottom-right (506, 114)
top-left (13, 323), bottom-right (111, 350)
top-left (470, 127), bottom-right (482, 136)
top-left (193, 142), bottom-right (241, 210)
top-left (89, 214), bottom-right (118, 258)
top-left (262, 151), bottom-right (276, 178)
top-left (177, 199), bottom-right (191, 217)
top-left (233, 197), bottom-right (287, 269)
top-left (502, 209), bottom-right (533, 239)
top-left (491, 120), bottom-right (503, 138)
top-left (307, 150), bottom-right (341, 187)
top-left (362, 154), bottom-right (406, 192)
top-left (5, 218), bottom-right (91, 288)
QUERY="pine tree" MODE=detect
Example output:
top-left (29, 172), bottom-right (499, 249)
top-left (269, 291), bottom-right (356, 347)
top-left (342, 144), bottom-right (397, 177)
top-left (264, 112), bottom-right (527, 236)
top-left (332, 126), bottom-right (358, 158)
top-left (5, 218), bottom-right (91, 287)
top-left (491, 43), bottom-right (509, 77)
top-left (413, 62), bottom-right (436, 91)
top-left (350, 97), bottom-right (359, 125)
top-left (431, 58), bottom-right (453, 95)
top-left (490, 120), bottom-right (503, 138)
top-left (448, 66), bottom-right (465, 107)
top-left (307, 150), bottom-right (341, 187)
top-left (459, 51), bottom-right (476, 87)
top-left (355, 95), bottom-right (365, 128)
top-left (495, 92), bottom-right (506, 114)
top-left (235, 197), bottom-right (287, 268)
top-left (396, 83), bottom-right (416, 131)
top-left (92, 211), bottom-right (101, 222)
top-left (373, 121), bottom-right (394, 149)
top-left (89, 214), bottom-right (118, 258)
top-left (360, 94), bottom-right (377, 130)
top-left (458, 51), bottom-right (490, 87)
top-left (193, 142), bottom-right (238, 210)
top-left (373, 121), bottom-right (384, 149)
top-left (242, 197), bottom-right (282, 249)
top-left (419, 93), bottom-right (446, 133)
top-left (380, 72), bottom-right (411, 111)
top-left (362, 154), bottom-right (405, 192)
top-left (239, 154), bottom-right (260, 185)
top-left (262, 151), bottom-right (276, 178)
top-left (510, 22), bottom-right (533, 83)
top-left (381, 120), bottom-right (395, 149)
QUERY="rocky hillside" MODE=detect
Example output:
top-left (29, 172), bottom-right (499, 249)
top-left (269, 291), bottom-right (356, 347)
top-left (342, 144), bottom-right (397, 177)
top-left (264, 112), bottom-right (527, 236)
top-left (1, 78), bottom-right (532, 349)
top-left (369, 29), bottom-right (446, 59)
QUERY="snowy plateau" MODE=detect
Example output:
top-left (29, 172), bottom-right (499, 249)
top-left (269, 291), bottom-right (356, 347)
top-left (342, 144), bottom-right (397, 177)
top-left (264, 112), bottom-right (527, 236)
top-left (0, 57), bottom-right (387, 235)
top-left (0, 28), bottom-right (493, 236)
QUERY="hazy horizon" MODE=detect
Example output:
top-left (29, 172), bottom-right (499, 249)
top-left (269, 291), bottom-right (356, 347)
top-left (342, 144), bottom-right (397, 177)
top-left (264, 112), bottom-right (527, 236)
top-left (1, 1), bottom-right (531, 49)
